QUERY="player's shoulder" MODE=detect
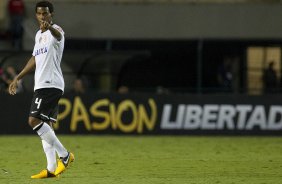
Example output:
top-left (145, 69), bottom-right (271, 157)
top-left (35, 30), bottom-right (41, 39)
top-left (52, 24), bottom-right (64, 33)
top-left (35, 29), bottom-right (41, 35)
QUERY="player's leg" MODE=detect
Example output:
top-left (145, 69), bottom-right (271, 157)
top-left (30, 117), bottom-right (73, 177)
top-left (30, 117), bottom-right (69, 161)
top-left (41, 122), bottom-right (56, 174)
top-left (48, 121), bottom-right (75, 170)
top-left (29, 89), bottom-right (72, 178)
top-left (42, 139), bottom-right (56, 172)
top-left (40, 122), bottom-right (73, 177)
top-left (48, 104), bottom-right (75, 175)
top-left (29, 89), bottom-right (69, 157)
top-left (29, 117), bottom-right (56, 178)
top-left (38, 88), bottom-right (74, 175)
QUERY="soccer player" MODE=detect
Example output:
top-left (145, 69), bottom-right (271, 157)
top-left (8, 1), bottom-right (74, 179)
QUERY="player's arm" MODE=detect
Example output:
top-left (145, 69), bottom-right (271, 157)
top-left (41, 20), bottom-right (62, 41)
top-left (8, 56), bottom-right (36, 95)
top-left (48, 25), bottom-right (62, 41)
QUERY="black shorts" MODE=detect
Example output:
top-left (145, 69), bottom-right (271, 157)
top-left (29, 88), bottom-right (63, 123)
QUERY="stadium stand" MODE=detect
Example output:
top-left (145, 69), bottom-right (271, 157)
top-left (0, 50), bottom-right (150, 92)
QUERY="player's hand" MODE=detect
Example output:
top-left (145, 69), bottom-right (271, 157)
top-left (8, 79), bottom-right (18, 95)
top-left (40, 20), bottom-right (51, 30)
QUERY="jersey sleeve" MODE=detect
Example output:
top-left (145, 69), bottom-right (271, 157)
top-left (51, 24), bottom-right (65, 44)
top-left (53, 25), bottom-right (64, 35)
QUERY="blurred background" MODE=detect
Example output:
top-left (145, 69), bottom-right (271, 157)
top-left (1, 0), bottom-right (282, 134)
top-left (1, 0), bottom-right (282, 95)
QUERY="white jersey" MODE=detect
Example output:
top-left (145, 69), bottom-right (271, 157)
top-left (32, 24), bottom-right (65, 92)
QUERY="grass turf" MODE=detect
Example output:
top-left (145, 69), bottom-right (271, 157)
top-left (0, 136), bottom-right (282, 184)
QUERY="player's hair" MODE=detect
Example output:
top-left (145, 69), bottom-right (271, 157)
top-left (35, 1), bottom-right (54, 13)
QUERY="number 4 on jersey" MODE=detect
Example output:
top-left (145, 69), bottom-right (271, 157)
top-left (35, 98), bottom-right (42, 109)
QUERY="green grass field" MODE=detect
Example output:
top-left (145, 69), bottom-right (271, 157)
top-left (0, 136), bottom-right (282, 184)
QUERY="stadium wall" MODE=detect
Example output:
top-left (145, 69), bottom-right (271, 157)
top-left (1, 92), bottom-right (282, 135)
top-left (20, 2), bottom-right (282, 49)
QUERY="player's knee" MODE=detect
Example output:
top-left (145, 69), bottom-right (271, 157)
top-left (28, 117), bottom-right (41, 128)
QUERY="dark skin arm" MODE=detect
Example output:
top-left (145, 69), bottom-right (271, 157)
top-left (41, 20), bottom-right (62, 41)
top-left (9, 56), bottom-right (36, 95)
